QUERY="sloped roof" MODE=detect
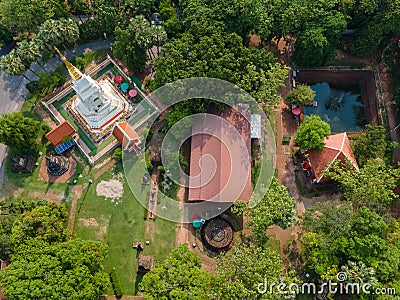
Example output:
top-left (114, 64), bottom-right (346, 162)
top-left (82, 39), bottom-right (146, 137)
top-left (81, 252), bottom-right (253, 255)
top-left (188, 106), bottom-right (252, 203)
top-left (45, 120), bottom-right (76, 146)
top-left (112, 122), bottom-right (139, 149)
top-left (307, 132), bottom-right (359, 183)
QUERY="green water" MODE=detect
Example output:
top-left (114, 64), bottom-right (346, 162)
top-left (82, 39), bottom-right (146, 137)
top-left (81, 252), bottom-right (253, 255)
top-left (304, 82), bottom-right (366, 133)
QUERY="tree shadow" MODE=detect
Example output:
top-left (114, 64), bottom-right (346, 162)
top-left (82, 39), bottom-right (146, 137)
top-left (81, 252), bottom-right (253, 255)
top-left (77, 184), bottom-right (91, 213)
top-left (134, 273), bottom-right (144, 295)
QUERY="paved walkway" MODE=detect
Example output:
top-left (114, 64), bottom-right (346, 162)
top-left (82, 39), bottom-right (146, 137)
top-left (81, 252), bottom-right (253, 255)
top-left (0, 40), bottom-right (112, 189)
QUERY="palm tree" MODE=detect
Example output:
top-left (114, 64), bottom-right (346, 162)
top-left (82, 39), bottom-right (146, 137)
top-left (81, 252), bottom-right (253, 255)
top-left (16, 40), bottom-right (42, 76)
top-left (61, 18), bottom-right (80, 47)
top-left (35, 19), bottom-right (64, 53)
top-left (150, 25), bottom-right (167, 57)
top-left (0, 51), bottom-right (30, 81)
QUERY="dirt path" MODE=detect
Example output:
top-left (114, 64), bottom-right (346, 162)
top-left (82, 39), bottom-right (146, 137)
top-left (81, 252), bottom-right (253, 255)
top-left (175, 177), bottom-right (188, 246)
top-left (67, 184), bottom-right (85, 233)
top-left (94, 159), bottom-right (116, 180)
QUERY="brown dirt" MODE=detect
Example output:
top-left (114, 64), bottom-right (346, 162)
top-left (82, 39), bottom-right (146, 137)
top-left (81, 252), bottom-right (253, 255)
top-left (94, 157), bottom-right (111, 169)
top-left (93, 159), bottom-right (116, 180)
top-left (37, 155), bottom-right (77, 183)
top-left (78, 217), bottom-right (99, 227)
top-left (96, 179), bottom-right (124, 199)
top-left (67, 185), bottom-right (85, 232)
top-left (36, 105), bottom-right (57, 128)
top-left (14, 190), bottom-right (63, 204)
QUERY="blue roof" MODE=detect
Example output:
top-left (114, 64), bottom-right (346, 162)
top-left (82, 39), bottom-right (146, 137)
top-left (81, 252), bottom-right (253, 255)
top-left (55, 140), bottom-right (76, 154)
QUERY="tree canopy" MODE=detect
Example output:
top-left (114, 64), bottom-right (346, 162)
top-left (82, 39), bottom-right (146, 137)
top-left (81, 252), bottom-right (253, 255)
top-left (0, 239), bottom-right (109, 300)
top-left (245, 177), bottom-right (296, 246)
top-left (351, 124), bottom-right (397, 167)
top-left (325, 160), bottom-right (400, 214)
top-left (285, 84), bottom-right (316, 106)
top-left (295, 115), bottom-right (331, 151)
top-left (0, 202), bottom-right (109, 300)
top-left (153, 31), bottom-right (288, 109)
top-left (140, 244), bottom-right (213, 299)
top-left (0, 112), bottom-right (43, 151)
top-left (301, 201), bottom-right (400, 284)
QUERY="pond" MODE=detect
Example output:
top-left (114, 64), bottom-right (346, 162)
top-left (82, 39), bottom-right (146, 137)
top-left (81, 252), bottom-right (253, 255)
top-left (304, 82), bottom-right (366, 133)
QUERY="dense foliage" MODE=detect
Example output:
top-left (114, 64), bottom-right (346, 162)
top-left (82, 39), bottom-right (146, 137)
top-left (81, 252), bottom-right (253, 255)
top-left (325, 160), bottom-right (400, 214)
top-left (140, 244), bottom-right (213, 299)
top-left (0, 112), bottom-right (44, 151)
top-left (301, 201), bottom-right (400, 288)
top-left (0, 202), bottom-right (109, 300)
top-left (285, 84), bottom-right (316, 106)
top-left (295, 115), bottom-right (331, 151)
top-left (141, 243), bottom-right (299, 299)
top-left (351, 124), bottom-right (397, 167)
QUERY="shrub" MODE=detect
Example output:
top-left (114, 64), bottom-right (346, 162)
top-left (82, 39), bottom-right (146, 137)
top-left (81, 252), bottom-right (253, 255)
top-left (110, 267), bottom-right (123, 297)
top-left (113, 148), bottom-right (122, 160)
top-left (26, 81), bottom-right (39, 94)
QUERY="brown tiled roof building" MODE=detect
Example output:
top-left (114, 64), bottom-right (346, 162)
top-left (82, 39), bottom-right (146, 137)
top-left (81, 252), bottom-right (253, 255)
top-left (188, 106), bottom-right (252, 203)
top-left (45, 120), bottom-right (76, 146)
top-left (306, 132), bottom-right (359, 183)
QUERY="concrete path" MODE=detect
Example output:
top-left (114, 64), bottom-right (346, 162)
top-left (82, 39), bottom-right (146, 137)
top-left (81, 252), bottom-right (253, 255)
top-left (0, 40), bottom-right (112, 189)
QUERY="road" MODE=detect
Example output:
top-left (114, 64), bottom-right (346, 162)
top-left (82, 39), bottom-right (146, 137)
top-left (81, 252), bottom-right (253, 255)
top-left (0, 40), bottom-right (112, 189)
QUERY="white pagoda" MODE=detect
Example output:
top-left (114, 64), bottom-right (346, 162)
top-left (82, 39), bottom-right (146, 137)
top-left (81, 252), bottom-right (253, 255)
top-left (55, 48), bottom-right (132, 139)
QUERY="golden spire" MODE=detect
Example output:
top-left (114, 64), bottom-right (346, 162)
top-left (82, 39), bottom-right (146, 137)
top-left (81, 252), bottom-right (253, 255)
top-left (54, 47), bottom-right (82, 81)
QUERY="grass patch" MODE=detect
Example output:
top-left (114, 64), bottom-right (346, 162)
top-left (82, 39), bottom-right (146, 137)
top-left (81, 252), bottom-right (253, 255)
top-left (74, 162), bottom-right (177, 296)
top-left (88, 135), bottom-right (116, 156)
top-left (268, 112), bottom-right (277, 136)
top-left (265, 236), bottom-right (281, 255)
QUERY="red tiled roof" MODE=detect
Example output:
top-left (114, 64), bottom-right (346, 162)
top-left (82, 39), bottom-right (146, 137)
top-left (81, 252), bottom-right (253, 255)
top-left (307, 132), bottom-right (359, 183)
top-left (45, 120), bottom-right (76, 146)
top-left (113, 122), bottom-right (139, 149)
top-left (188, 106), bottom-right (252, 203)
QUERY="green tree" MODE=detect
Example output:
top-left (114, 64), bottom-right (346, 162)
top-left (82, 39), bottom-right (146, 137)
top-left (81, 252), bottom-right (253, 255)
top-left (34, 18), bottom-right (79, 53)
top-left (0, 239), bottom-right (109, 300)
top-left (112, 23), bottom-right (147, 71)
top-left (154, 32), bottom-right (288, 109)
top-left (286, 84), bottom-right (316, 106)
top-left (292, 28), bottom-right (329, 67)
top-left (0, 112), bottom-right (42, 151)
top-left (214, 242), bottom-right (299, 299)
top-left (0, 0), bottom-right (66, 35)
top-left (351, 124), bottom-right (397, 167)
top-left (295, 115), bottom-right (331, 151)
top-left (246, 178), bottom-right (296, 246)
top-left (325, 160), bottom-right (400, 214)
top-left (0, 50), bottom-right (29, 80)
top-left (180, 0), bottom-right (273, 40)
top-left (10, 202), bottom-right (68, 247)
top-left (300, 201), bottom-right (400, 282)
top-left (140, 244), bottom-right (213, 299)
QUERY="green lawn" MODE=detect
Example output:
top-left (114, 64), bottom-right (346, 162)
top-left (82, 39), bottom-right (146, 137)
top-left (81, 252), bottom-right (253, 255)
top-left (74, 162), bottom-right (177, 296)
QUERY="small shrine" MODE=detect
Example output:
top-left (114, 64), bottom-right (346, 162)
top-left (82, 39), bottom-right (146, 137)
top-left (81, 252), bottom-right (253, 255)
top-left (10, 155), bottom-right (35, 173)
top-left (46, 155), bottom-right (70, 176)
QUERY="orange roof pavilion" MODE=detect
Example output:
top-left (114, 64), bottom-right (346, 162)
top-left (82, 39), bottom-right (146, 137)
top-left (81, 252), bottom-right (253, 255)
top-left (306, 132), bottom-right (359, 183)
top-left (45, 120), bottom-right (76, 146)
top-left (112, 122), bottom-right (140, 150)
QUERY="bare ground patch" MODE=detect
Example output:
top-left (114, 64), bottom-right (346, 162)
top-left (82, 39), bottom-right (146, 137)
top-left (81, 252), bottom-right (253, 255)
top-left (79, 217), bottom-right (99, 227)
top-left (96, 179), bottom-right (124, 205)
